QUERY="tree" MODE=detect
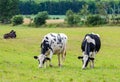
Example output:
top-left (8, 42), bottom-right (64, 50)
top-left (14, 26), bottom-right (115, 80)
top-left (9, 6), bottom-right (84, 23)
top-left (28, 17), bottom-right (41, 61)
top-left (66, 10), bottom-right (74, 26)
top-left (95, 1), bottom-right (109, 23)
top-left (86, 15), bottom-right (107, 26)
top-left (80, 4), bottom-right (89, 15)
top-left (66, 9), bottom-right (80, 26)
top-left (79, 4), bottom-right (89, 24)
top-left (11, 15), bottom-right (23, 26)
top-left (0, 0), bottom-right (19, 24)
top-left (96, 2), bottom-right (107, 15)
top-left (34, 11), bottom-right (49, 26)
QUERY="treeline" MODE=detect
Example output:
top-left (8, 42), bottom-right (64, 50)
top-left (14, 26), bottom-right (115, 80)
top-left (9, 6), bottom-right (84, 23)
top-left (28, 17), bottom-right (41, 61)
top-left (19, 1), bottom-right (120, 15)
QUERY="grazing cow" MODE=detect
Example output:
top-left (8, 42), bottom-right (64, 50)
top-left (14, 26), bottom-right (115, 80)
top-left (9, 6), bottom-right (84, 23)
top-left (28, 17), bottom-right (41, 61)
top-left (78, 33), bottom-right (101, 69)
top-left (3, 30), bottom-right (16, 39)
top-left (34, 33), bottom-right (68, 68)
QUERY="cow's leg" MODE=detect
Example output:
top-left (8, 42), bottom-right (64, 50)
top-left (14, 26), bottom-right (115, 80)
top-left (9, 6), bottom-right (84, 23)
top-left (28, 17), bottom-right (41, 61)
top-left (58, 54), bottom-right (61, 67)
top-left (90, 52), bottom-right (95, 68)
top-left (49, 51), bottom-right (53, 67)
top-left (90, 60), bottom-right (94, 68)
top-left (91, 60), bottom-right (94, 68)
top-left (89, 52), bottom-right (92, 68)
top-left (61, 50), bottom-right (66, 62)
top-left (82, 52), bottom-right (85, 56)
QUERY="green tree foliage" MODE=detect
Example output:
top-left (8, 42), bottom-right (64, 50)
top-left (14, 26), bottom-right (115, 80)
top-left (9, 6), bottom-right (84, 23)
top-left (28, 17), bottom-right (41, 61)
top-left (11, 15), bottom-right (23, 26)
top-left (19, 1), bottom-right (87, 15)
top-left (19, 1), bottom-right (120, 15)
top-left (86, 15), bottom-right (107, 26)
top-left (79, 4), bottom-right (90, 24)
top-left (34, 11), bottom-right (49, 26)
top-left (79, 4), bottom-right (89, 16)
top-left (19, 1), bottom-right (39, 14)
top-left (96, 1), bottom-right (111, 23)
top-left (66, 10), bottom-right (80, 26)
top-left (96, 1), bottom-right (107, 15)
top-left (0, 0), bottom-right (19, 24)
top-left (66, 10), bottom-right (74, 25)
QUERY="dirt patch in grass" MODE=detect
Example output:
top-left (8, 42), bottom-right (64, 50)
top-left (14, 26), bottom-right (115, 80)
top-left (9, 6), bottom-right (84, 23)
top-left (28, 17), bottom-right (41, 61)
top-left (23, 18), bottom-right (64, 25)
top-left (23, 18), bottom-right (32, 25)
top-left (46, 19), bottom-right (64, 24)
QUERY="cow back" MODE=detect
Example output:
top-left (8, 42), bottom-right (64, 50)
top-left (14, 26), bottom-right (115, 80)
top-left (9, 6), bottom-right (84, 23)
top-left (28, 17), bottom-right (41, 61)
top-left (41, 33), bottom-right (67, 55)
top-left (81, 33), bottom-right (101, 53)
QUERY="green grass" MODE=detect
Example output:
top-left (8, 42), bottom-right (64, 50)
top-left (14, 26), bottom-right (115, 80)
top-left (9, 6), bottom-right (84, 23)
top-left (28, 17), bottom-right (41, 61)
top-left (0, 25), bottom-right (120, 82)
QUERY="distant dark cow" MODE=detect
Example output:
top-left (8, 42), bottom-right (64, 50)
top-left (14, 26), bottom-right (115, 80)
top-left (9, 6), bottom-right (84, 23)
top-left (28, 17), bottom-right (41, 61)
top-left (34, 33), bottom-right (68, 68)
top-left (4, 30), bottom-right (16, 39)
top-left (78, 33), bottom-right (101, 69)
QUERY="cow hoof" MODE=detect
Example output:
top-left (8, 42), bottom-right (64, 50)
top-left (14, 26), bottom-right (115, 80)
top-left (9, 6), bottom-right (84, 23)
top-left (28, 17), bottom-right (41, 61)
top-left (39, 66), bottom-right (43, 68)
top-left (90, 65), bottom-right (94, 68)
top-left (58, 64), bottom-right (62, 67)
top-left (82, 68), bottom-right (86, 70)
top-left (59, 65), bottom-right (62, 67)
top-left (49, 64), bottom-right (53, 67)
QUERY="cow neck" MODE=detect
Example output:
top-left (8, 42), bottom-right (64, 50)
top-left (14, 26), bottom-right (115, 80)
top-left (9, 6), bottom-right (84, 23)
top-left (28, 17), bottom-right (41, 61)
top-left (85, 42), bottom-right (90, 56)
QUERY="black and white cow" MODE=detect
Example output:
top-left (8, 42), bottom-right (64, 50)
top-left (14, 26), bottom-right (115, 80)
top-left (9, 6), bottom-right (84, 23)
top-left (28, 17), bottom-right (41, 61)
top-left (78, 33), bottom-right (101, 69)
top-left (34, 33), bottom-right (68, 68)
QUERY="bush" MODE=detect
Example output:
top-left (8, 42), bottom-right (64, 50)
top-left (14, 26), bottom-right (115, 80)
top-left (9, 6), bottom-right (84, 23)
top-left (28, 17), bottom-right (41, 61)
top-left (66, 10), bottom-right (80, 26)
top-left (34, 11), bottom-right (49, 26)
top-left (11, 15), bottom-right (23, 26)
top-left (66, 10), bottom-right (74, 25)
top-left (111, 16), bottom-right (120, 24)
top-left (86, 15), bottom-right (107, 26)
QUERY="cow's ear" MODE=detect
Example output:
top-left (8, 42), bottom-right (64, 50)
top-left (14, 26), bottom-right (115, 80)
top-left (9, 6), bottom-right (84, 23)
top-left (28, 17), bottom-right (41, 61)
top-left (34, 56), bottom-right (38, 59)
top-left (45, 57), bottom-right (51, 61)
top-left (78, 56), bottom-right (83, 59)
top-left (89, 57), bottom-right (94, 60)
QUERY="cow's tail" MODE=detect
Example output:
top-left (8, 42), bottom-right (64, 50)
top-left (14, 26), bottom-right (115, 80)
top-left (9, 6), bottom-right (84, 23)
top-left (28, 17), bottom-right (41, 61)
top-left (62, 49), bottom-right (66, 62)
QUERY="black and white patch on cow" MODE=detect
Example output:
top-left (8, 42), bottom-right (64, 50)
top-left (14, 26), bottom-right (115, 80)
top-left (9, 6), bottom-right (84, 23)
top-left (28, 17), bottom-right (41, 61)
top-left (78, 33), bottom-right (101, 69)
top-left (34, 33), bottom-right (68, 68)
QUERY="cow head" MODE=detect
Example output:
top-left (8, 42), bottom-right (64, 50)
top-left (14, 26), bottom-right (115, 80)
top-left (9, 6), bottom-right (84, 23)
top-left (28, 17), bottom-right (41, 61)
top-left (78, 55), bottom-right (94, 69)
top-left (34, 55), bottom-right (50, 68)
top-left (34, 39), bottom-right (53, 68)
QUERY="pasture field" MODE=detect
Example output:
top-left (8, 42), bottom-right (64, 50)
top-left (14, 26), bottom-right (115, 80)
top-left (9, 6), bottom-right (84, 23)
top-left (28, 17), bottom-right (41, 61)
top-left (0, 25), bottom-right (120, 82)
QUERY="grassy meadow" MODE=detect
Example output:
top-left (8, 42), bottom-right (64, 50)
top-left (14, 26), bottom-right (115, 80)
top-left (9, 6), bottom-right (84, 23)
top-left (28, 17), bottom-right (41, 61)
top-left (0, 25), bottom-right (120, 82)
